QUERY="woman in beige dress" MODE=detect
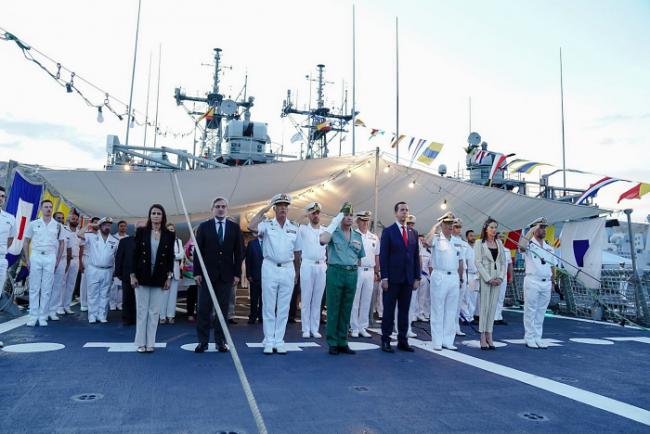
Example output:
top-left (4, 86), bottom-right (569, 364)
top-left (474, 218), bottom-right (507, 350)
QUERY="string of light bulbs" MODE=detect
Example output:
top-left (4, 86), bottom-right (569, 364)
top-left (0, 27), bottom-right (193, 139)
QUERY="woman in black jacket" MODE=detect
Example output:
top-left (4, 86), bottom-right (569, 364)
top-left (130, 204), bottom-right (175, 353)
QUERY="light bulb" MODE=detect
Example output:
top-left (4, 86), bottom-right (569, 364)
top-left (409, 179), bottom-right (416, 189)
top-left (96, 106), bottom-right (104, 123)
top-left (123, 164), bottom-right (131, 172)
top-left (383, 165), bottom-right (390, 173)
top-left (347, 170), bottom-right (352, 178)
top-left (440, 199), bottom-right (447, 210)
top-left (129, 115), bottom-right (135, 128)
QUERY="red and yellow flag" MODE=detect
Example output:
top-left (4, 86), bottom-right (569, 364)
top-left (618, 182), bottom-right (650, 203)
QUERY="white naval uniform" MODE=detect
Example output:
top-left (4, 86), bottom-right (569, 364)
top-left (79, 237), bottom-right (90, 310)
top-left (109, 233), bottom-right (128, 309)
top-left (523, 238), bottom-right (556, 345)
top-left (461, 242), bottom-right (479, 320)
top-left (296, 224), bottom-right (327, 335)
top-left (83, 232), bottom-right (119, 322)
top-left (0, 210), bottom-right (16, 293)
top-left (451, 235), bottom-right (469, 331)
top-left (49, 227), bottom-right (70, 317)
top-left (25, 218), bottom-right (65, 321)
top-left (428, 233), bottom-right (461, 349)
top-left (416, 242), bottom-right (432, 320)
top-left (160, 237), bottom-right (184, 319)
top-left (494, 246), bottom-right (511, 321)
top-left (258, 218), bottom-right (299, 347)
top-left (62, 226), bottom-right (81, 311)
top-left (350, 229), bottom-right (380, 334)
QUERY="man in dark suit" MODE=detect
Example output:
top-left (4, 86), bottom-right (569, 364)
top-left (245, 234), bottom-right (263, 324)
top-left (379, 201), bottom-right (421, 352)
top-left (114, 235), bottom-right (136, 325)
top-left (193, 197), bottom-right (244, 353)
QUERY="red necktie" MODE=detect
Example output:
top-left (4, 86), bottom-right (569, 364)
top-left (401, 225), bottom-right (408, 247)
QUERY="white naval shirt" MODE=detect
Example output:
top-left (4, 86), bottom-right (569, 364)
top-left (428, 233), bottom-right (462, 273)
top-left (465, 242), bottom-right (478, 274)
top-left (451, 235), bottom-right (468, 268)
top-left (296, 224), bottom-right (326, 262)
top-left (64, 226), bottom-right (81, 258)
top-left (356, 228), bottom-right (380, 268)
top-left (419, 240), bottom-right (432, 276)
top-left (524, 238), bottom-right (556, 279)
top-left (257, 218), bottom-right (299, 264)
top-left (24, 218), bottom-right (65, 255)
top-left (0, 210), bottom-right (16, 255)
top-left (83, 232), bottom-right (119, 268)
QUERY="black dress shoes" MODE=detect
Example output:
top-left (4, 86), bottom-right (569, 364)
top-left (228, 318), bottom-right (238, 325)
top-left (337, 345), bottom-right (356, 355)
top-left (194, 343), bottom-right (209, 353)
top-left (217, 343), bottom-right (229, 352)
top-left (397, 342), bottom-right (415, 352)
top-left (381, 341), bottom-right (395, 353)
top-left (329, 346), bottom-right (339, 355)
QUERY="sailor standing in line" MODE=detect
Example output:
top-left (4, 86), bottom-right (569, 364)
top-left (428, 212), bottom-right (463, 351)
top-left (78, 216), bottom-right (100, 312)
top-left (416, 234), bottom-right (431, 322)
top-left (47, 211), bottom-right (67, 320)
top-left (78, 217), bottom-right (119, 323)
top-left (518, 217), bottom-right (557, 349)
top-left (451, 218), bottom-right (468, 337)
top-left (109, 220), bottom-right (129, 311)
top-left (349, 210), bottom-right (379, 338)
top-left (248, 193), bottom-right (300, 355)
top-left (22, 199), bottom-right (65, 327)
top-left (61, 211), bottom-right (81, 315)
top-left (0, 186), bottom-right (16, 305)
top-left (295, 202), bottom-right (327, 339)
top-left (461, 229), bottom-right (479, 324)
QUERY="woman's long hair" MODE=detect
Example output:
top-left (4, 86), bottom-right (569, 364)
top-left (480, 217), bottom-right (498, 243)
top-left (146, 204), bottom-right (168, 231)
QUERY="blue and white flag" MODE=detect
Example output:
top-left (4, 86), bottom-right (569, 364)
top-left (5, 171), bottom-right (43, 266)
top-left (559, 217), bottom-right (606, 288)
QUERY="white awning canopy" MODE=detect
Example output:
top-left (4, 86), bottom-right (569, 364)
top-left (37, 154), bottom-right (606, 233)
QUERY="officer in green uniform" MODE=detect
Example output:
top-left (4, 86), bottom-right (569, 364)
top-left (319, 202), bottom-right (365, 355)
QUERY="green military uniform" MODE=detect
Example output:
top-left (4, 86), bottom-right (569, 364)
top-left (326, 226), bottom-right (366, 347)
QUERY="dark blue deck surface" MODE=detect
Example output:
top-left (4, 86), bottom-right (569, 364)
top-left (1, 309), bottom-right (649, 434)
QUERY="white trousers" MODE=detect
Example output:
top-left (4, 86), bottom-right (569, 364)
top-left (461, 274), bottom-right (479, 321)
top-left (135, 286), bottom-right (164, 348)
top-left (49, 259), bottom-right (67, 315)
top-left (299, 262), bottom-right (327, 334)
top-left (80, 267), bottom-right (88, 309)
top-left (417, 274), bottom-right (431, 318)
top-left (0, 258), bottom-right (8, 294)
top-left (350, 268), bottom-right (374, 333)
top-left (523, 276), bottom-right (552, 343)
top-left (62, 258), bottom-right (79, 309)
top-left (494, 279), bottom-right (508, 321)
top-left (109, 277), bottom-right (123, 309)
top-left (429, 271), bottom-right (460, 348)
top-left (29, 252), bottom-right (56, 320)
top-left (160, 278), bottom-right (179, 319)
top-left (262, 261), bottom-right (295, 346)
top-left (372, 280), bottom-right (383, 317)
top-left (86, 265), bottom-right (113, 321)
top-left (454, 280), bottom-right (468, 332)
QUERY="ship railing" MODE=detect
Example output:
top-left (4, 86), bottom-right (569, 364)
top-left (506, 268), bottom-right (650, 326)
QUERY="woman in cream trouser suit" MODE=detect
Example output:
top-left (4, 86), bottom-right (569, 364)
top-left (474, 218), bottom-right (507, 349)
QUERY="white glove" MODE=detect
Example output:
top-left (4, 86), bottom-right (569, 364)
top-left (325, 212), bottom-right (344, 234)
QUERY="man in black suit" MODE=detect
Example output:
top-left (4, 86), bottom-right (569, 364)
top-left (379, 201), bottom-right (421, 352)
top-left (245, 234), bottom-right (263, 324)
top-left (193, 197), bottom-right (244, 353)
top-left (114, 235), bottom-right (136, 325)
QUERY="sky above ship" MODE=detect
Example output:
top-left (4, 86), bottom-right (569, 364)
top-left (0, 0), bottom-right (649, 222)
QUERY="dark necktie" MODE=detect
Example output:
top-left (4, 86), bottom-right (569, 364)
top-left (217, 220), bottom-right (224, 242)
